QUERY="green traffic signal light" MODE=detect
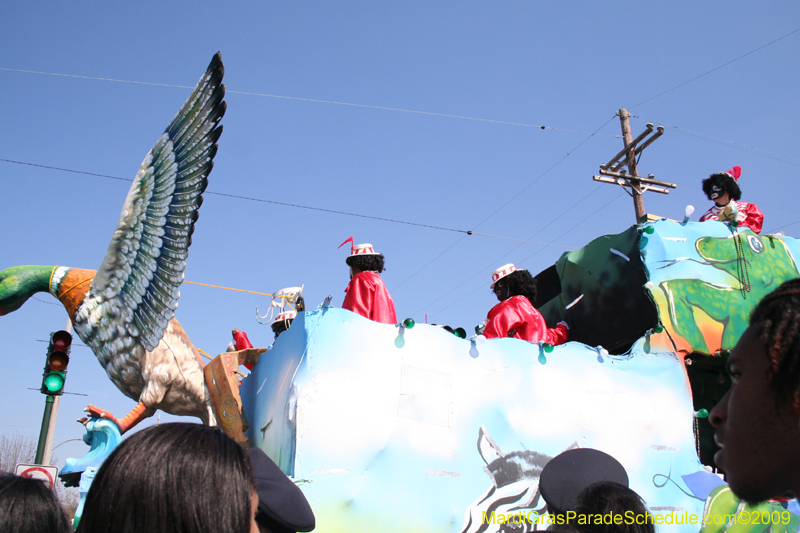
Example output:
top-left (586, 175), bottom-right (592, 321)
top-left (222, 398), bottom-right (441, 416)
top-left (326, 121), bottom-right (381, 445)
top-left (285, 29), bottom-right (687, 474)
top-left (41, 330), bottom-right (72, 396)
top-left (43, 371), bottom-right (66, 393)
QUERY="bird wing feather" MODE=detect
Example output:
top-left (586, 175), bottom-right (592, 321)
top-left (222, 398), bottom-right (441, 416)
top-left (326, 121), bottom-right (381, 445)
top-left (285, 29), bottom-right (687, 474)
top-left (76, 53), bottom-right (226, 357)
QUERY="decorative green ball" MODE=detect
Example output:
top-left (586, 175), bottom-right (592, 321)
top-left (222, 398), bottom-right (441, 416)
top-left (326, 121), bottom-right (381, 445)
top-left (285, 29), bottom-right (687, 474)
top-left (403, 318), bottom-right (415, 329)
top-left (653, 324), bottom-right (664, 334)
top-left (644, 226), bottom-right (655, 234)
top-left (543, 343), bottom-right (554, 353)
top-left (695, 409), bottom-right (709, 419)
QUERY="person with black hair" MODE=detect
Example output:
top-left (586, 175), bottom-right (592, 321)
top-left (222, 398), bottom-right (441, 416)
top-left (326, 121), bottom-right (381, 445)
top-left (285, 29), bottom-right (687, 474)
top-left (483, 264), bottom-right (568, 344)
top-left (0, 473), bottom-right (71, 533)
top-left (573, 481), bottom-right (655, 533)
top-left (340, 242), bottom-right (397, 324)
top-left (699, 165), bottom-right (763, 233)
top-left (710, 278), bottom-right (800, 503)
top-left (77, 423), bottom-right (258, 533)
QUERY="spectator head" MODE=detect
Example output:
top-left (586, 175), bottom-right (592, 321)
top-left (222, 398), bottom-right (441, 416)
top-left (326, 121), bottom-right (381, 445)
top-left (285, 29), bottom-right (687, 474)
top-left (574, 481), bottom-right (654, 533)
top-left (246, 447), bottom-right (315, 533)
top-left (539, 448), bottom-right (628, 518)
top-left (710, 279), bottom-right (800, 502)
top-left (76, 423), bottom-right (256, 533)
top-left (0, 473), bottom-right (71, 533)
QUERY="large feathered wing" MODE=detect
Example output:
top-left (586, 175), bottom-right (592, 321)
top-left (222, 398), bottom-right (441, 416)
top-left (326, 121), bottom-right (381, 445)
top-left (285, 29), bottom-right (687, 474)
top-left (76, 53), bottom-right (226, 355)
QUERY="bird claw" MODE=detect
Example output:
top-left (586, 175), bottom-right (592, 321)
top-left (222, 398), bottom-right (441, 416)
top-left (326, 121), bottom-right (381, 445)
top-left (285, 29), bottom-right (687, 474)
top-left (83, 405), bottom-right (121, 428)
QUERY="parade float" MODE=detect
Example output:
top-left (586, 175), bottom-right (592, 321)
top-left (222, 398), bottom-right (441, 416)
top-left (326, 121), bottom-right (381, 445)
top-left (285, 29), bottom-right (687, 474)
top-left (2, 52), bottom-right (797, 532)
top-left (229, 218), bottom-right (800, 533)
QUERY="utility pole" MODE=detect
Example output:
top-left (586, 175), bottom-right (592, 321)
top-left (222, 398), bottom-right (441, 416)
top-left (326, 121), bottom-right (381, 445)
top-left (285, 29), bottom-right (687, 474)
top-left (593, 108), bottom-right (675, 223)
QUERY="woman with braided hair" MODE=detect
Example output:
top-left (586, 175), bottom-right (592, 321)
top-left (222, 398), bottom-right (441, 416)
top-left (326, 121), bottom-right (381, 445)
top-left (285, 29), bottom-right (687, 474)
top-left (699, 166), bottom-right (763, 233)
top-left (483, 264), bottom-right (568, 345)
top-left (710, 278), bottom-right (800, 503)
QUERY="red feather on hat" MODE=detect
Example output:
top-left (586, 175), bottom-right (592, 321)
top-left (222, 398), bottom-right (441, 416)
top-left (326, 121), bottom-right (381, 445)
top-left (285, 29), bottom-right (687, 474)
top-left (727, 166), bottom-right (742, 180)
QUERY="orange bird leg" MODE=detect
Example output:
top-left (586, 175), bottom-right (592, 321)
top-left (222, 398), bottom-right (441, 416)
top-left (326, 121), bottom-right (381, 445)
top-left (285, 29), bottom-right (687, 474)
top-left (84, 402), bottom-right (149, 434)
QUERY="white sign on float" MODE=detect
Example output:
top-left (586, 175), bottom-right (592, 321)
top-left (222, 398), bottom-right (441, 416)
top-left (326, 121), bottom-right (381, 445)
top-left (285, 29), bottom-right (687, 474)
top-left (15, 463), bottom-right (59, 490)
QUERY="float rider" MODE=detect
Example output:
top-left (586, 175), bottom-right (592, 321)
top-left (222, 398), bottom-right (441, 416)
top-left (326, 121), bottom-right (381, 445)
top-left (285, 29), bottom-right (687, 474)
top-left (699, 165), bottom-right (763, 234)
top-left (483, 263), bottom-right (568, 345)
top-left (339, 239), bottom-right (397, 324)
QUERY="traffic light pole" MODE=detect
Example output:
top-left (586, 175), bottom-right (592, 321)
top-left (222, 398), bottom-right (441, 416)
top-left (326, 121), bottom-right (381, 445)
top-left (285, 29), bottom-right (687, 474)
top-left (34, 395), bottom-right (56, 464)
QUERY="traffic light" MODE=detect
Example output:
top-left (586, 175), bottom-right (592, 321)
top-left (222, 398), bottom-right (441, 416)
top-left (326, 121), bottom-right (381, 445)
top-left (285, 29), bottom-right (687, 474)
top-left (41, 330), bottom-right (71, 395)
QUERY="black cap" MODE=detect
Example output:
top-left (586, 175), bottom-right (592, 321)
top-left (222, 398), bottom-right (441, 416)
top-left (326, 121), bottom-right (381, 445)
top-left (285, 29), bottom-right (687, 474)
top-left (539, 448), bottom-right (628, 514)
top-left (247, 447), bottom-right (316, 533)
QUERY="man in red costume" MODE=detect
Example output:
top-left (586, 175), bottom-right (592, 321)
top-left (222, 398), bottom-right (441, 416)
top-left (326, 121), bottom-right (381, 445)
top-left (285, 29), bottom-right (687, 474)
top-left (699, 166), bottom-right (763, 234)
top-left (341, 241), bottom-right (397, 324)
top-left (483, 263), bottom-right (568, 345)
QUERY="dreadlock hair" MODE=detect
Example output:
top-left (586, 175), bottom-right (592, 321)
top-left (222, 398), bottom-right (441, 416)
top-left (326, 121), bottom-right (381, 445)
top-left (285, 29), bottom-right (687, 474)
top-left (749, 278), bottom-right (800, 408)
top-left (702, 172), bottom-right (742, 202)
top-left (346, 254), bottom-right (385, 273)
top-left (496, 269), bottom-right (537, 306)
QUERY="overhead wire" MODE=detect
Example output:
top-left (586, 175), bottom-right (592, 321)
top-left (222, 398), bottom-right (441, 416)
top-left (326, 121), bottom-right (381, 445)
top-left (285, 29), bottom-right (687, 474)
top-left (629, 26), bottom-right (800, 109)
top-left (0, 67), bottom-right (618, 137)
top-left (407, 113), bottom-right (619, 316)
top-left (662, 125), bottom-right (800, 167)
top-left (406, 184), bottom-right (608, 314)
top-left (0, 158), bottom-right (568, 248)
top-left (425, 190), bottom-right (627, 320)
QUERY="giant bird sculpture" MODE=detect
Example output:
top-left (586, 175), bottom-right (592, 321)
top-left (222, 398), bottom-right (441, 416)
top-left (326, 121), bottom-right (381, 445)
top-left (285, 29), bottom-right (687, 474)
top-left (0, 53), bottom-right (226, 433)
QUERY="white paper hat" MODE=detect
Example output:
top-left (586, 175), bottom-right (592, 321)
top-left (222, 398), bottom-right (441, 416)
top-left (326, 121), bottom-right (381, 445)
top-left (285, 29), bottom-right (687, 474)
top-left (272, 310), bottom-right (297, 326)
top-left (490, 263), bottom-right (517, 288)
top-left (351, 243), bottom-right (380, 256)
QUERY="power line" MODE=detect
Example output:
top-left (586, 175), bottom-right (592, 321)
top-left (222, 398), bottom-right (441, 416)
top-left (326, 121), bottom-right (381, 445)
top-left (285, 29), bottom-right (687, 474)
top-left (468, 115), bottom-right (618, 234)
top-left (0, 67), bottom-right (618, 137)
top-left (423, 191), bottom-right (626, 321)
top-left (663, 125), bottom-right (800, 167)
top-left (630, 27), bottom-right (800, 109)
top-left (392, 116), bottom-right (617, 300)
top-left (0, 158), bottom-right (570, 248)
top-left (406, 115), bottom-right (620, 317)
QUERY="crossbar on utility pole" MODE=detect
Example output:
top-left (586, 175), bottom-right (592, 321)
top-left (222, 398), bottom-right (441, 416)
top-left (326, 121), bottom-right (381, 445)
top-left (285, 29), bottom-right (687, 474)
top-left (593, 108), bottom-right (674, 223)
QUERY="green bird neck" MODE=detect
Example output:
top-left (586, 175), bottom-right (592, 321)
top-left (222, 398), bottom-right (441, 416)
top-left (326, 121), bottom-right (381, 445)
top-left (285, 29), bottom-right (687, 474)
top-left (0, 265), bottom-right (57, 316)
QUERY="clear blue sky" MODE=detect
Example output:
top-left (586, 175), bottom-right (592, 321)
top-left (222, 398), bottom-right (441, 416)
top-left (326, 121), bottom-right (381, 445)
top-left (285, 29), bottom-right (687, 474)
top-left (1, 3), bottom-right (798, 467)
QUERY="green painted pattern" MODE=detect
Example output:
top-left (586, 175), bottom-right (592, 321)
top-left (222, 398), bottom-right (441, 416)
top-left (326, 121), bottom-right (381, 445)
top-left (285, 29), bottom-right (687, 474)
top-left (659, 231), bottom-right (798, 354)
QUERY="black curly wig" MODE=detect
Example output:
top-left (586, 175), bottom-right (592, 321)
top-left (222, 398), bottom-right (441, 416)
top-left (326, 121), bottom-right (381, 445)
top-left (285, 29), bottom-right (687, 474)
top-left (702, 172), bottom-right (741, 202)
top-left (493, 269), bottom-right (537, 305)
top-left (346, 253), bottom-right (385, 273)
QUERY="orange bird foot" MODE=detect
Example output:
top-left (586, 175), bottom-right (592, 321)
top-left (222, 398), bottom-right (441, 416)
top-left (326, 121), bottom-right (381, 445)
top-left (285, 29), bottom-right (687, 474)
top-left (84, 403), bottom-right (147, 434)
top-left (84, 405), bottom-right (122, 428)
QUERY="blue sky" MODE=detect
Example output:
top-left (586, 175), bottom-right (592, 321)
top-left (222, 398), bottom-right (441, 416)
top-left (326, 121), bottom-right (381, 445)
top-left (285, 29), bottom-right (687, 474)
top-left (1, 3), bottom-right (798, 467)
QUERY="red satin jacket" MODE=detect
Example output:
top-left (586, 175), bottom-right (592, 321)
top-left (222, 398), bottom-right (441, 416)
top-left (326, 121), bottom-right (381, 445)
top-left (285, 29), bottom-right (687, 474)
top-left (343, 271), bottom-right (398, 324)
top-left (484, 295), bottom-right (568, 345)
top-left (699, 201), bottom-right (764, 234)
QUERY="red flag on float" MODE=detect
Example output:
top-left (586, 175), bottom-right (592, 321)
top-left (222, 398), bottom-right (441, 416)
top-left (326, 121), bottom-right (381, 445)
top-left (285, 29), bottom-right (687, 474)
top-left (338, 236), bottom-right (354, 252)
